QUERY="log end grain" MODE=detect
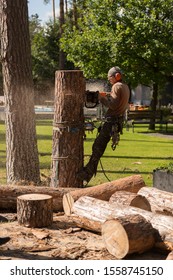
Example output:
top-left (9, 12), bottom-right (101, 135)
top-left (102, 219), bottom-right (129, 259)
top-left (130, 195), bottom-right (151, 211)
top-left (63, 193), bottom-right (74, 215)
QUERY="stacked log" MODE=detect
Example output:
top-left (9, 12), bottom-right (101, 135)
top-left (109, 190), bottom-right (151, 211)
top-left (0, 175), bottom-right (145, 212)
top-left (63, 194), bottom-right (173, 258)
top-left (137, 187), bottom-right (173, 216)
top-left (63, 174), bottom-right (145, 215)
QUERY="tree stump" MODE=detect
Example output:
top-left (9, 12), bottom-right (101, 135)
top-left (17, 194), bottom-right (53, 228)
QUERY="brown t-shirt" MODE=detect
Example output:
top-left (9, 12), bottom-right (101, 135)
top-left (100, 82), bottom-right (130, 117)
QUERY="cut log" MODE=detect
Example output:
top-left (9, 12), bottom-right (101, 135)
top-left (137, 187), bottom-right (173, 216)
top-left (102, 216), bottom-right (155, 259)
top-left (0, 175), bottom-right (145, 212)
top-left (109, 191), bottom-right (151, 211)
top-left (0, 185), bottom-right (77, 212)
top-left (63, 175), bottom-right (145, 212)
top-left (71, 195), bottom-right (173, 252)
top-left (17, 194), bottom-right (53, 228)
top-left (70, 214), bottom-right (102, 233)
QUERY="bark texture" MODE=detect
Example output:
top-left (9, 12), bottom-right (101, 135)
top-left (0, 0), bottom-right (40, 184)
top-left (71, 196), bottom-right (173, 251)
top-left (63, 175), bottom-right (145, 205)
top-left (17, 194), bottom-right (53, 228)
top-left (109, 191), bottom-right (151, 211)
top-left (51, 70), bottom-right (85, 188)
top-left (137, 187), bottom-right (173, 216)
top-left (0, 185), bottom-right (77, 212)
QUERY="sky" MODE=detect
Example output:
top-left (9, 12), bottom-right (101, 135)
top-left (28, 0), bottom-right (59, 23)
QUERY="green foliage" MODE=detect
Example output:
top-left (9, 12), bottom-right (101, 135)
top-left (155, 162), bottom-right (173, 172)
top-left (30, 19), bottom-right (60, 82)
top-left (61, 0), bottom-right (173, 88)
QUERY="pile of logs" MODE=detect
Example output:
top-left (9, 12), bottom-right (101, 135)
top-left (1, 174), bottom-right (173, 259)
top-left (62, 175), bottom-right (173, 260)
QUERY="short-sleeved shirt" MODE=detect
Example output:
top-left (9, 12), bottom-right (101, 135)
top-left (100, 82), bottom-right (130, 117)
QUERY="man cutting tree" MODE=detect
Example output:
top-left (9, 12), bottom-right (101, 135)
top-left (78, 66), bottom-right (130, 184)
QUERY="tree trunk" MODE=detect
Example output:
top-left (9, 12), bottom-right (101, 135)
top-left (102, 216), bottom-right (155, 259)
top-left (0, 0), bottom-right (40, 184)
top-left (63, 175), bottom-right (146, 213)
top-left (137, 187), bottom-right (173, 216)
top-left (17, 194), bottom-right (53, 227)
top-left (109, 191), bottom-right (151, 211)
top-left (59, 0), bottom-right (65, 69)
top-left (149, 82), bottom-right (158, 130)
top-left (50, 70), bottom-right (85, 188)
top-left (0, 185), bottom-right (77, 212)
top-left (71, 196), bottom-right (173, 251)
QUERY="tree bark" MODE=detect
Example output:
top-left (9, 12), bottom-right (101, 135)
top-left (0, 185), bottom-right (77, 212)
top-left (137, 187), bottom-right (173, 216)
top-left (50, 70), bottom-right (85, 188)
top-left (102, 216), bottom-right (155, 259)
top-left (0, 0), bottom-right (40, 184)
top-left (109, 191), bottom-right (151, 211)
top-left (71, 196), bottom-right (173, 251)
top-left (17, 194), bottom-right (53, 228)
top-left (63, 175), bottom-right (146, 213)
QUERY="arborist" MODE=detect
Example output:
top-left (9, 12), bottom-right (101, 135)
top-left (77, 66), bottom-right (130, 184)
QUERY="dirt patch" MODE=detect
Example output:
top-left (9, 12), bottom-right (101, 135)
top-left (0, 212), bottom-right (168, 260)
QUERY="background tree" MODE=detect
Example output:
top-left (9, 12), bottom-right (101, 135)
top-left (43, 0), bottom-right (56, 24)
top-left (0, 0), bottom-right (40, 184)
top-left (31, 19), bottom-right (60, 82)
top-left (61, 0), bottom-right (173, 128)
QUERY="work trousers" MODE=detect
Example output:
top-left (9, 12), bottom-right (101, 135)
top-left (85, 119), bottom-right (122, 178)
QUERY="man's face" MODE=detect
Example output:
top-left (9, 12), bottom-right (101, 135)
top-left (108, 75), bottom-right (116, 85)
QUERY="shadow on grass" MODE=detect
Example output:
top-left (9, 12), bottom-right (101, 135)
top-left (97, 169), bottom-right (151, 175)
top-left (37, 135), bottom-right (52, 140)
top-left (36, 120), bottom-right (53, 126)
top-left (85, 154), bottom-right (173, 160)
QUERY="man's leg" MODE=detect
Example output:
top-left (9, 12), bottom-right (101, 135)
top-left (78, 122), bottom-right (112, 182)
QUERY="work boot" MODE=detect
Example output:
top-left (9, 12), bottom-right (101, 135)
top-left (76, 167), bottom-right (93, 184)
top-left (0, 237), bottom-right (10, 246)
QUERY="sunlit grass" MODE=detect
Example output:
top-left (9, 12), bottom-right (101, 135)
top-left (0, 120), bottom-right (173, 186)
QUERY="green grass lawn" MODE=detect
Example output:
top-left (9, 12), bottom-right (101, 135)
top-left (0, 119), bottom-right (173, 186)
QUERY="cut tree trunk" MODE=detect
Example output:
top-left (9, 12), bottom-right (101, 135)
top-left (0, 185), bottom-right (77, 212)
top-left (109, 191), bottom-right (151, 211)
top-left (51, 70), bottom-right (85, 188)
top-left (102, 216), bottom-right (155, 259)
top-left (70, 195), bottom-right (173, 252)
top-left (17, 194), bottom-right (53, 228)
top-left (0, 175), bottom-right (145, 212)
top-left (63, 175), bottom-right (145, 213)
top-left (137, 187), bottom-right (173, 216)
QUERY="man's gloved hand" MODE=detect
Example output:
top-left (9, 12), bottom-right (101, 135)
top-left (98, 92), bottom-right (107, 102)
top-left (99, 92), bottom-right (107, 97)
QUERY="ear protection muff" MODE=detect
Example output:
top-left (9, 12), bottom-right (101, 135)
top-left (115, 72), bottom-right (122, 81)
